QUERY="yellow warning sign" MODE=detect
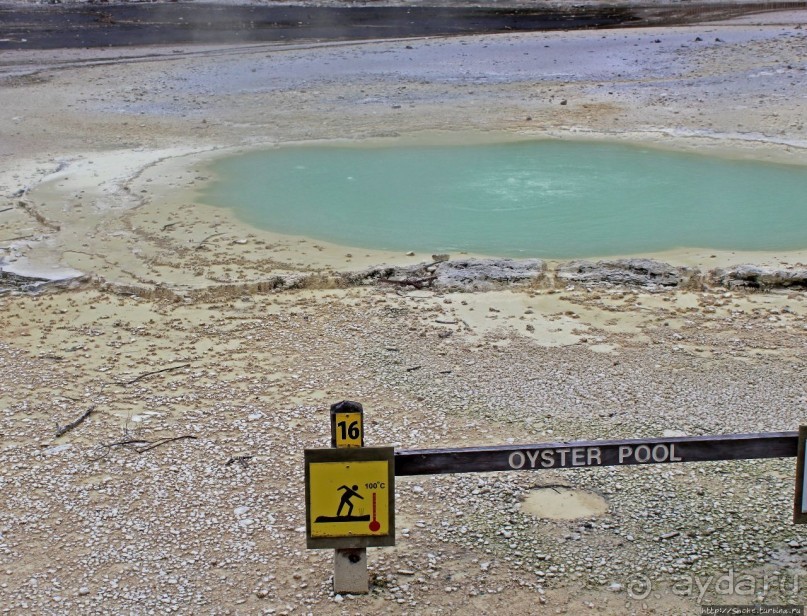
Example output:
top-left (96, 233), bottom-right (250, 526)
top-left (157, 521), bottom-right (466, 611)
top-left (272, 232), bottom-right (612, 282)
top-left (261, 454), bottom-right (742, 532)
top-left (310, 460), bottom-right (389, 536)
top-left (305, 447), bottom-right (395, 549)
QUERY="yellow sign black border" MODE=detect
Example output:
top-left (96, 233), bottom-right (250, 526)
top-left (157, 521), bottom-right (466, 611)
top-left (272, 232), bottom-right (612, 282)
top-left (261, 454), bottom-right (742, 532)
top-left (305, 447), bottom-right (395, 549)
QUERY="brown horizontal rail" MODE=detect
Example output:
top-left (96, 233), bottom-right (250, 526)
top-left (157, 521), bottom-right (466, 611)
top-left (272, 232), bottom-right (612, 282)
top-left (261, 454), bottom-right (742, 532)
top-left (394, 432), bottom-right (799, 476)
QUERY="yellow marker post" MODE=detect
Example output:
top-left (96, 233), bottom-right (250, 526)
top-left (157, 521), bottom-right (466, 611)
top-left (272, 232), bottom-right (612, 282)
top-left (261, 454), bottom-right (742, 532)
top-left (305, 401), bottom-right (395, 594)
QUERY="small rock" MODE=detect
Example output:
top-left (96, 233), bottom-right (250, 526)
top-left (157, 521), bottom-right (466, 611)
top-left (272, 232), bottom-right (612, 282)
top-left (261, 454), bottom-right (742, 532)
top-left (557, 258), bottom-right (697, 288)
top-left (433, 258), bottom-right (545, 291)
top-left (710, 264), bottom-right (807, 290)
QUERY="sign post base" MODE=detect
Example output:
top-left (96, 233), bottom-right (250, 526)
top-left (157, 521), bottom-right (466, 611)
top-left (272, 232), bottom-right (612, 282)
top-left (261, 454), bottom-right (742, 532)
top-left (334, 548), bottom-right (368, 594)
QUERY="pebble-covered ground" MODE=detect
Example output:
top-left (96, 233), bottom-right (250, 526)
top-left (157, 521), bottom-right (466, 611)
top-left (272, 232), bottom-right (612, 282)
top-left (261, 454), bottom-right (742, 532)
top-left (1, 282), bottom-right (806, 614)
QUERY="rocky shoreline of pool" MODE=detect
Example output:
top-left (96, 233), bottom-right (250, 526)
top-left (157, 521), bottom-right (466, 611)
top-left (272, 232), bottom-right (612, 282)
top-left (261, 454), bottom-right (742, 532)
top-left (4, 256), bottom-right (806, 300)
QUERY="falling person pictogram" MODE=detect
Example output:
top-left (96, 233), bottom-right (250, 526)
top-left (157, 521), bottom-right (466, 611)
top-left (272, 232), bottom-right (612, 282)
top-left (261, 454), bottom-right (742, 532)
top-left (315, 484), bottom-right (371, 523)
top-left (336, 484), bottom-right (363, 517)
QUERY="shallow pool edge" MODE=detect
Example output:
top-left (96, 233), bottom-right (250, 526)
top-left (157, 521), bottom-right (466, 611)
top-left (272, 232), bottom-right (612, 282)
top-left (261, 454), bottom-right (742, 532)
top-left (118, 129), bottom-right (807, 283)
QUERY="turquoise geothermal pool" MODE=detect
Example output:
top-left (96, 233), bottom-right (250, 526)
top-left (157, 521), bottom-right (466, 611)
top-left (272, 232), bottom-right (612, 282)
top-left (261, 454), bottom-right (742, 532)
top-left (201, 140), bottom-right (807, 259)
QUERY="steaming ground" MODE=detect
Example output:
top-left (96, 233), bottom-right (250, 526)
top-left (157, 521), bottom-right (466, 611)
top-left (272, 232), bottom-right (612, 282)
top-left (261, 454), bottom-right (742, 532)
top-left (1, 9), bottom-right (807, 615)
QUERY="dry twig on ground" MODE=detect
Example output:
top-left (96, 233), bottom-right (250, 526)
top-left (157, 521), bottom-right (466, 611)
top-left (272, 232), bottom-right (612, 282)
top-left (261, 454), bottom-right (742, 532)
top-left (225, 455), bottom-right (254, 467)
top-left (379, 275), bottom-right (437, 289)
top-left (55, 405), bottom-right (96, 437)
top-left (90, 435), bottom-right (197, 460)
top-left (0, 234), bottom-right (35, 243)
top-left (196, 232), bottom-right (224, 250)
top-left (114, 363), bottom-right (190, 386)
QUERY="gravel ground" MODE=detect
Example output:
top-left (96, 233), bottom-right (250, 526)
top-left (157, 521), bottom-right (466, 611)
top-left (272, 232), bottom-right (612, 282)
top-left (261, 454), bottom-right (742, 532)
top-left (1, 283), bottom-right (805, 614)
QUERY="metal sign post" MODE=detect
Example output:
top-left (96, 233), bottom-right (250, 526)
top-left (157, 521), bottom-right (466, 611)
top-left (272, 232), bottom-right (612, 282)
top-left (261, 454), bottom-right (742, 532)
top-left (305, 401), bottom-right (395, 594)
top-left (794, 426), bottom-right (807, 524)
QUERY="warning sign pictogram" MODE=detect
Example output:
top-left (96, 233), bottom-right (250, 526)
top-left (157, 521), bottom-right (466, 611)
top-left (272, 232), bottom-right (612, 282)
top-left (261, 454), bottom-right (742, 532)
top-left (305, 447), bottom-right (395, 549)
